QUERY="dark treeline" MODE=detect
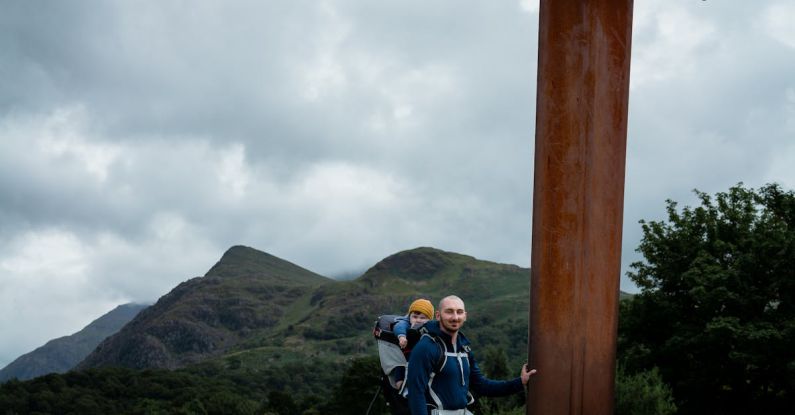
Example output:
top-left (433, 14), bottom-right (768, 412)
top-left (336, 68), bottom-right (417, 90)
top-left (0, 361), bottom-right (358, 415)
top-left (0, 355), bottom-right (530, 415)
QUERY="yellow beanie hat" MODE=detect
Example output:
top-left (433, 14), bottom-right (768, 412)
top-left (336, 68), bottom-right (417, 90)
top-left (408, 299), bottom-right (434, 319)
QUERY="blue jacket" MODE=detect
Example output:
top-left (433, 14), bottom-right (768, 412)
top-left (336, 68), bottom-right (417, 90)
top-left (405, 320), bottom-right (523, 414)
top-left (393, 315), bottom-right (411, 338)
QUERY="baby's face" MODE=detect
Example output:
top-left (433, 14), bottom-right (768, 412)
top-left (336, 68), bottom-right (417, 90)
top-left (409, 311), bottom-right (429, 326)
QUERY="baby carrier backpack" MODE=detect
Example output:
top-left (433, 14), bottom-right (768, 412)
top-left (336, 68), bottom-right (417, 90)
top-left (372, 314), bottom-right (414, 415)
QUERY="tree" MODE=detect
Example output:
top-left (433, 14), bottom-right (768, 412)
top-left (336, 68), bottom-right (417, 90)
top-left (475, 346), bottom-right (523, 415)
top-left (619, 183), bottom-right (795, 414)
top-left (614, 366), bottom-right (676, 415)
top-left (324, 356), bottom-right (387, 415)
top-left (264, 390), bottom-right (298, 415)
top-left (480, 346), bottom-right (510, 380)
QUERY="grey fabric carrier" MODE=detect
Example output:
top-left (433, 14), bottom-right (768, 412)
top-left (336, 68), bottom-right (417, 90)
top-left (378, 339), bottom-right (408, 389)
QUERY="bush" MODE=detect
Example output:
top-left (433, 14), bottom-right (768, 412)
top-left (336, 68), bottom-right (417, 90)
top-left (615, 366), bottom-right (676, 415)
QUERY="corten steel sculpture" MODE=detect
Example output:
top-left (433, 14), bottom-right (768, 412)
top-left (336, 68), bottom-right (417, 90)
top-left (527, 1), bottom-right (633, 414)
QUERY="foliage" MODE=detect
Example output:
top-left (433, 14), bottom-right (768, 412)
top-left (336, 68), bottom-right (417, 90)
top-left (324, 356), bottom-right (388, 415)
top-left (474, 345), bottom-right (525, 415)
top-left (615, 366), bottom-right (676, 415)
top-left (264, 390), bottom-right (298, 415)
top-left (0, 368), bottom-right (261, 415)
top-left (619, 183), bottom-right (795, 414)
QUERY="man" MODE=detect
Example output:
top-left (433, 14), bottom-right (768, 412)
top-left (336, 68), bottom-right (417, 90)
top-left (406, 295), bottom-right (537, 415)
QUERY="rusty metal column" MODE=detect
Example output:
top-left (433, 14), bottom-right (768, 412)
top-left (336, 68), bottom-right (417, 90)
top-left (527, 1), bottom-right (633, 414)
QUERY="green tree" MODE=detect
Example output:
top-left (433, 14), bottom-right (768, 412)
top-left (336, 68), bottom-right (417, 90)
top-left (177, 398), bottom-right (208, 415)
top-left (615, 366), bottom-right (676, 415)
top-left (619, 183), bottom-right (795, 414)
top-left (203, 389), bottom-right (258, 415)
top-left (264, 390), bottom-right (298, 415)
top-left (325, 356), bottom-right (386, 415)
top-left (475, 346), bottom-right (523, 415)
top-left (480, 346), bottom-right (510, 380)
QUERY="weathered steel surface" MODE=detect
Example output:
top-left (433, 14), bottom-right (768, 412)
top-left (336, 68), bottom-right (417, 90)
top-left (527, 1), bottom-right (633, 414)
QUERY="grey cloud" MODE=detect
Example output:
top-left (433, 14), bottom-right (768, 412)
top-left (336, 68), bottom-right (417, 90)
top-left (2, 0), bottom-right (794, 368)
top-left (619, 0), bottom-right (795, 287)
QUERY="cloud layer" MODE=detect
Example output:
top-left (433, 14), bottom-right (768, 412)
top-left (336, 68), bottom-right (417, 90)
top-left (1, 0), bottom-right (794, 367)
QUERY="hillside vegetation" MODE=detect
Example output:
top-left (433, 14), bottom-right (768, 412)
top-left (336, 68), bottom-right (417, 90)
top-left (0, 244), bottom-right (637, 414)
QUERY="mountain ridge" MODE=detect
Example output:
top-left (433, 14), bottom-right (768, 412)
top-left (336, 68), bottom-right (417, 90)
top-left (78, 245), bottom-right (532, 371)
top-left (0, 303), bottom-right (148, 382)
top-left (77, 245), bottom-right (333, 370)
top-left (0, 244), bottom-right (637, 414)
top-left (204, 245), bottom-right (329, 284)
top-left (12, 244), bottom-right (630, 381)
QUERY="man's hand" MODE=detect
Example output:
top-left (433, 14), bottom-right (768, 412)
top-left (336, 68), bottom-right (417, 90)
top-left (520, 364), bottom-right (538, 385)
top-left (398, 335), bottom-right (408, 349)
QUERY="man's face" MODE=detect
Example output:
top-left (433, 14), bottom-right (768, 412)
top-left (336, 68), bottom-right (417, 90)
top-left (436, 297), bottom-right (467, 335)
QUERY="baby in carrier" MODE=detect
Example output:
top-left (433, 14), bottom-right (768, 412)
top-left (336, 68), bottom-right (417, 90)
top-left (391, 298), bottom-right (434, 389)
top-left (374, 298), bottom-right (434, 415)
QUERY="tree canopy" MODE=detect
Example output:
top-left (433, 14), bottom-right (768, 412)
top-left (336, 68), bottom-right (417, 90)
top-left (619, 183), bottom-right (795, 414)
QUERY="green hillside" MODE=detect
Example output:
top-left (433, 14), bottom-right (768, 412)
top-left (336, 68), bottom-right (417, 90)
top-left (0, 245), bottom-right (558, 414)
top-left (186, 247), bottom-right (533, 406)
top-left (77, 245), bottom-right (334, 370)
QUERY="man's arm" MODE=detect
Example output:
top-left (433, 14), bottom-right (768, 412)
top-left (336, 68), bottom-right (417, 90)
top-left (406, 336), bottom-right (438, 415)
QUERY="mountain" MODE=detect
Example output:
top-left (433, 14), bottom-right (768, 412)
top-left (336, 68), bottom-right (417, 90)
top-left (283, 246), bottom-right (532, 344)
top-left (77, 245), bottom-right (632, 374)
top-left (77, 245), bottom-right (332, 370)
top-left (0, 303), bottom-right (148, 382)
top-left (76, 245), bottom-right (532, 378)
top-left (0, 245), bottom-right (639, 413)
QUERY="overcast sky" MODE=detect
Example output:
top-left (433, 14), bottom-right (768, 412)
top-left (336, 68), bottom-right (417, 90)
top-left (1, 0), bottom-right (794, 369)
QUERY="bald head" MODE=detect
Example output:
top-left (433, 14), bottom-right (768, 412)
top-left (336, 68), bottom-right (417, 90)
top-left (438, 295), bottom-right (465, 312)
top-left (436, 295), bottom-right (467, 335)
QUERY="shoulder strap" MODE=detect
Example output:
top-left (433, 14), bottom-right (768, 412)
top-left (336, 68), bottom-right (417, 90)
top-left (417, 326), bottom-right (447, 374)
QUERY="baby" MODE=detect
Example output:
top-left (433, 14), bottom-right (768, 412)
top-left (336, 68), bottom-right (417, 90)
top-left (393, 298), bottom-right (434, 349)
top-left (392, 298), bottom-right (434, 389)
